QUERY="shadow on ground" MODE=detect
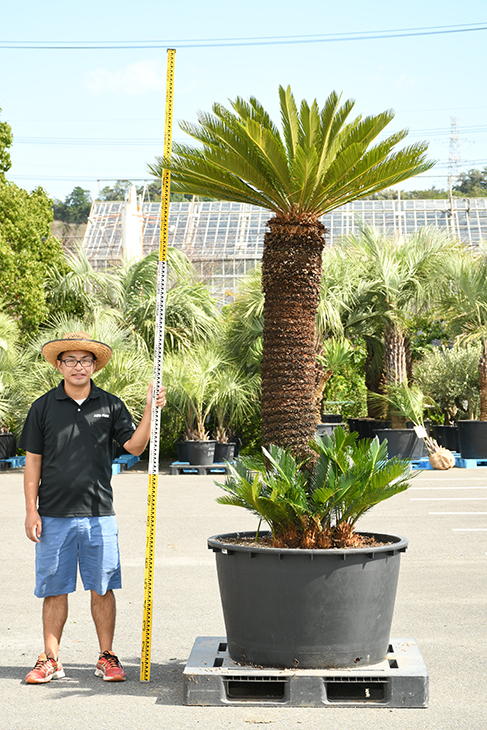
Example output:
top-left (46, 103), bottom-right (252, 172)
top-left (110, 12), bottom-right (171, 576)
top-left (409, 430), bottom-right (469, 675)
top-left (0, 658), bottom-right (185, 705)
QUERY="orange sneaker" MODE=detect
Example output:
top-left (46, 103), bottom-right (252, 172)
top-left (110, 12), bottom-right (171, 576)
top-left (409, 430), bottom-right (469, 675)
top-left (95, 651), bottom-right (126, 681)
top-left (26, 653), bottom-right (65, 684)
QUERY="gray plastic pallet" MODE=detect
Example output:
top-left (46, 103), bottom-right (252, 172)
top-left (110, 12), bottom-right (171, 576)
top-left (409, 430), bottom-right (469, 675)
top-left (169, 461), bottom-right (231, 475)
top-left (183, 637), bottom-right (428, 708)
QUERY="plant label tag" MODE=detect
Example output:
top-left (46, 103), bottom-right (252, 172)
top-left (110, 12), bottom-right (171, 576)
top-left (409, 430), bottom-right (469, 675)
top-left (414, 426), bottom-right (428, 439)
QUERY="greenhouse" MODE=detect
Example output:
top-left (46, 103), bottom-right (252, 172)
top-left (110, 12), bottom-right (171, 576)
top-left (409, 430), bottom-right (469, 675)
top-left (82, 195), bottom-right (487, 298)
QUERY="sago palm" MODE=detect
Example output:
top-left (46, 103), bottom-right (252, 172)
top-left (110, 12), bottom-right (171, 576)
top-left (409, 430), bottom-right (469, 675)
top-left (150, 85), bottom-right (434, 455)
top-left (216, 427), bottom-right (412, 548)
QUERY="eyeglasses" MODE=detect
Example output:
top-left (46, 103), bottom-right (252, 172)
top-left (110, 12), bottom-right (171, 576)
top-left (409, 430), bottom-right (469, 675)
top-left (60, 357), bottom-right (96, 368)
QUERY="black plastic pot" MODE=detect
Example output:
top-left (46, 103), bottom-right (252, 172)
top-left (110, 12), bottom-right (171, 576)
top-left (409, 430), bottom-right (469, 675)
top-left (348, 419), bottom-right (391, 440)
top-left (178, 440), bottom-right (216, 465)
top-left (213, 442), bottom-right (235, 463)
top-left (176, 441), bottom-right (191, 462)
top-left (208, 531), bottom-right (408, 670)
top-left (316, 423), bottom-right (346, 438)
top-left (373, 428), bottom-right (424, 460)
top-left (0, 433), bottom-right (16, 459)
top-left (432, 425), bottom-right (459, 453)
top-left (320, 413), bottom-right (343, 424)
top-left (456, 421), bottom-right (487, 459)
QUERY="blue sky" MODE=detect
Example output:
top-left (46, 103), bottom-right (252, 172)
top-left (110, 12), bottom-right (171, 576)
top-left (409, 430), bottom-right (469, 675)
top-left (1, 0), bottom-right (486, 201)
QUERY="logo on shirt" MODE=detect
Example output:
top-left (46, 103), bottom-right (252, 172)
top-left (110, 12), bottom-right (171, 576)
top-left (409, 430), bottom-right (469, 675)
top-left (93, 413), bottom-right (110, 419)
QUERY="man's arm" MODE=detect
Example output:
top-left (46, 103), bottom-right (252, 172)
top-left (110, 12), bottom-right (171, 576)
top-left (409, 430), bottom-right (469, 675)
top-left (24, 451), bottom-right (43, 543)
top-left (123, 384), bottom-right (166, 457)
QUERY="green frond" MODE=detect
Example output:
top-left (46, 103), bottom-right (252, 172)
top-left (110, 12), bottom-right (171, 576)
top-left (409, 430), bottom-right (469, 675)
top-left (279, 85), bottom-right (300, 159)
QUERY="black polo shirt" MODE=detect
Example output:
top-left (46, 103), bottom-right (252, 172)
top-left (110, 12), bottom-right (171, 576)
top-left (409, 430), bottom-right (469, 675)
top-left (19, 380), bottom-right (136, 517)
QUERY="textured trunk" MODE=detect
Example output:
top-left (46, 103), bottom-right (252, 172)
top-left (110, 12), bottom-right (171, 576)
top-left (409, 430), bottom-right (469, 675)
top-left (384, 324), bottom-right (408, 386)
top-left (479, 342), bottom-right (487, 421)
top-left (384, 324), bottom-right (408, 428)
top-left (314, 361), bottom-right (334, 422)
top-left (261, 212), bottom-right (325, 455)
top-left (364, 339), bottom-right (387, 419)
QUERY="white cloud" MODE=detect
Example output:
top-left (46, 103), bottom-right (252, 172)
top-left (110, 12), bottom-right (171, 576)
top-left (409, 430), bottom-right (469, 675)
top-left (84, 59), bottom-right (165, 95)
top-left (396, 74), bottom-right (415, 91)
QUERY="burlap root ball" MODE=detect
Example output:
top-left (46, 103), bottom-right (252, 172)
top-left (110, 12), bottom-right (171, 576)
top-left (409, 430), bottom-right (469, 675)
top-left (429, 448), bottom-right (455, 470)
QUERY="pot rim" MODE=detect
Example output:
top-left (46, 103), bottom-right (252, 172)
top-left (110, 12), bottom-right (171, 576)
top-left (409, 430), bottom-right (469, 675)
top-left (175, 439), bottom-right (217, 443)
top-left (208, 530), bottom-right (408, 556)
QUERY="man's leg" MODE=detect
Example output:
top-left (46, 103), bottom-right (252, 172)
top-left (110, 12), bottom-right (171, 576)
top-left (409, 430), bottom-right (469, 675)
top-left (91, 590), bottom-right (126, 681)
top-left (91, 589), bottom-right (115, 653)
top-left (43, 594), bottom-right (68, 659)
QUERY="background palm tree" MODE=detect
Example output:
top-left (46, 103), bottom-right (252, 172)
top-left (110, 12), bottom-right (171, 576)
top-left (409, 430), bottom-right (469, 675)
top-left (9, 312), bottom-right (153, 434)
top-left (444, 250), bottom-right (487, 420)
top-left (112, 250), bottom-right (221, 352)
top-left (151, 85), bottom-right (433, 455)
top-left (0, 306), bottom-right (19, 429)
top-left (338, 227), bottom-right (460, 425)
top-left (46, 247), bottom-right (221, 354)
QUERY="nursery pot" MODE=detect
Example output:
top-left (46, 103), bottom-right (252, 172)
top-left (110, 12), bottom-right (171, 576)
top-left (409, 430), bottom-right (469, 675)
top-left (456, 421), bottom-right (487, 459)
top-left (208, 531), bottom-right (408, 669)
top-left (176, 441), bottom-right (191, 462)
top-left (0, 433), bottom-right (16, 459)
top-left (182, 440), bottom-right (216, 465)
top-left (320, 413), bottom-right (343, 424)
top-left (213, 442), bottom-right (236, 463)
top-left (432, 425), bottom-right (459, 453)
top-left (348, 419), bottom-right (391, 440)
top-left (373, 428), bottom-right (424, 460)
top-left (316, 423), bottom-right (346, 438)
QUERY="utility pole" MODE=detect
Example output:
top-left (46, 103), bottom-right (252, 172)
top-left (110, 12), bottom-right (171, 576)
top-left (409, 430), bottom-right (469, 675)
top-left (448, 117), bottom-right (461, 235)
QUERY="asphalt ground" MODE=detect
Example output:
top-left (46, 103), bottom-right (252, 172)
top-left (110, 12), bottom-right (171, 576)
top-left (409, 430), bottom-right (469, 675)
top-left (1, 461), bottom-right (486, 730)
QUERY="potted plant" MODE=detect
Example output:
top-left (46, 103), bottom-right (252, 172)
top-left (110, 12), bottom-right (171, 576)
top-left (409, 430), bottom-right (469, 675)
top-left (210, 366), bottom-right (259, 463)
top-left (373, 383), bottom-right (455, 469)
top-left (442, 252), bottom-right (487, 459)
top-left (165, 348), bottom-right (219, 465)
top-left (208, 428), bottom-right (413, 669)
top-left (414, 342), bottom-right (480, 455)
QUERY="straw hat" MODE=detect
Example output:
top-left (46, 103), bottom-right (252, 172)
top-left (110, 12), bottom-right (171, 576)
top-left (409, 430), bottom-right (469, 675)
top-left (42, 331), bottom-right (112, 372)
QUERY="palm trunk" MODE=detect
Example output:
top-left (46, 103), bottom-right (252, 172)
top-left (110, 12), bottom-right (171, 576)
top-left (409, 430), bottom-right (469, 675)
top-left (384, 324), bottom-right (408, 428)
top-left (261, 212), bottom-right (325, 455)
top-left (384, 324), bottom-right (408, 386)
top-left (479, 342), bottom-right (487, 421)
top-left (364, 339), bottom-right (387, 419)
top-left (314, 361), bottom-right (334, 422)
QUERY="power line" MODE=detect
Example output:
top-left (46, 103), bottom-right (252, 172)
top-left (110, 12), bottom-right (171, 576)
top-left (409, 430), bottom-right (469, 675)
top-left (11, 123), bottom-right (487, 146)
top-left (0, 22), bottom-right (486, 49)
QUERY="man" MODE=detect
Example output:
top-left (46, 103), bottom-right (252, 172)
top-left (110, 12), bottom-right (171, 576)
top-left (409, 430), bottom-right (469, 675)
top-left (19, 331), bottom-right (166, 684)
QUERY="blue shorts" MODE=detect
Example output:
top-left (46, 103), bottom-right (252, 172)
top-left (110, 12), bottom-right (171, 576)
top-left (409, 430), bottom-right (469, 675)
top-left (35, 516), bottom-right (122, 598)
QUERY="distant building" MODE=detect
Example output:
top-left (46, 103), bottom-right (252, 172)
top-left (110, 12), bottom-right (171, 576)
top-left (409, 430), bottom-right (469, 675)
top-left (83, 196), bottom-right (487, 300)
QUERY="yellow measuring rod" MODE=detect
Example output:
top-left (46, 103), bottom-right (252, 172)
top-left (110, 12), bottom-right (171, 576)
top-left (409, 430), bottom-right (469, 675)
top-left (140, 48), bottom-right (176, 683)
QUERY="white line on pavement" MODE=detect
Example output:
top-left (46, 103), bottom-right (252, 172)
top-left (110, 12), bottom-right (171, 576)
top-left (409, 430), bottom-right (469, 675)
top-left (428, 512), bottom-right (487, 514)
top-left (410, 486), bottom-right (487, 490)
top-left (411, 497), bottom-right (487, 501)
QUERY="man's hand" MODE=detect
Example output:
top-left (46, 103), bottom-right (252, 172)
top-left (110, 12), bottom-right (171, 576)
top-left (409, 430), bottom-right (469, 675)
top-left (146, 383), bottom-right (166, 409)
top-left (25, 510), bottom-right (42, 543)
top-left (123, 384), bottom-right (167, 456)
